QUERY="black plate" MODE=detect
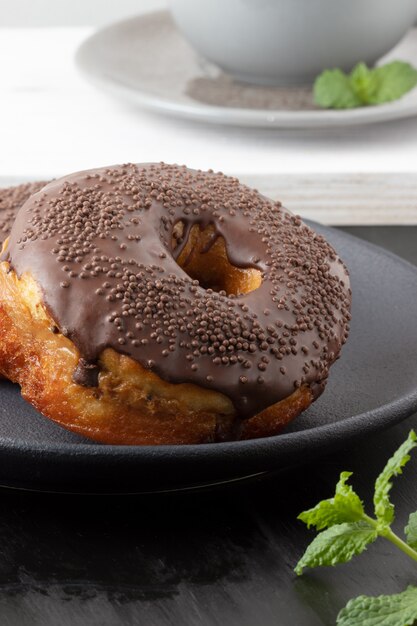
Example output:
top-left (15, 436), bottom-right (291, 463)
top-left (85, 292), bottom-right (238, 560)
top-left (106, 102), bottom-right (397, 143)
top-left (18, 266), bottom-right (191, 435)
top-left (0, 223), bottom-right (416, 494)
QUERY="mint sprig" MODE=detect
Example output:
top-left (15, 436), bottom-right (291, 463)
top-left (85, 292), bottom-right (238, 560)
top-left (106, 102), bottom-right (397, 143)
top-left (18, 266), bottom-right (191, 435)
top-left (406, 512), bottom-right (417, 550)
top-left (374, 432), bottom-right (417, 525)
top-left (314, 61), bottom-right (417, 109)
top-left (295, 521), bottom-right (377, 576)
top-left (298, 471), bottom-right (365, 531)
top-left (295, 430), bottom-right (417, 625)
top-left (338, 587), bottom-right (417, 626)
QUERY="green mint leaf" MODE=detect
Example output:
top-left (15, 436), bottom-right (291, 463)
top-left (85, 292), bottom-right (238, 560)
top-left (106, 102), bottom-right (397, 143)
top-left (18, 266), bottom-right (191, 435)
top-left (372, 61), bottom-right (417, 105)
top-left (374, 430), bottom-right (417, 526)
top-left (298, 472), bottom-right (365, 531)
top-left (350, 62), bottom-right (380, 104)
top-left (295, 521), bottom-right (377, 575)
top-left (314, 69), bottom-right (362, 109)
top-left (405, 512), bottom-right (417, 550)
top-left (337, 586), bottom-right (417, 626)
top-left (314, 61), bottom-right (417, 109)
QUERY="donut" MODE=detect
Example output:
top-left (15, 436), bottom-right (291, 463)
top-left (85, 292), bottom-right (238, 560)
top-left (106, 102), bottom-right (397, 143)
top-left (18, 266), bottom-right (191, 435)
top-left (0, 181), bottom-right (48, 380)
top-left (0, 181), bottom-right (48, 244)
top-left (0, 164), bottom-right (351, 445)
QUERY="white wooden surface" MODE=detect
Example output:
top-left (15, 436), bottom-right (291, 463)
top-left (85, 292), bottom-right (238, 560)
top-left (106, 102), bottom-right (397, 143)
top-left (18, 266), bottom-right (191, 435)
top-left (0, 24), bottom-right (417, 224)
top-left (241, 173), bottom-right (417, 225)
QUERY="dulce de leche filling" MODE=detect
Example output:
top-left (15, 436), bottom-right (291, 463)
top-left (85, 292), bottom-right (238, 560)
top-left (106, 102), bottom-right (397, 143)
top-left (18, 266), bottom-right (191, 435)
top-left (2, 163), bottom-right (351, 419)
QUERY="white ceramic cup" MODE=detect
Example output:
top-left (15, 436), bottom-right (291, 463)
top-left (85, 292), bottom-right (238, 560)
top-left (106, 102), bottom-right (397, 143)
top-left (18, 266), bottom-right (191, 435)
top-left (169, 0), bottom-right (417, 85)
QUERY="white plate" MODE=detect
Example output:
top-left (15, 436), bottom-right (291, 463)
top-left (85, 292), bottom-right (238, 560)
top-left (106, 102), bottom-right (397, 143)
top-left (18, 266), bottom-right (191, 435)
top-left (75, 10), bottom-right (417, 129)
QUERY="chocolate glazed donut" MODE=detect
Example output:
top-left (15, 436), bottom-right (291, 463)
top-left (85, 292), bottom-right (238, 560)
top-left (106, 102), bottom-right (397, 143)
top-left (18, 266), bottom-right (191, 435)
top-left (0, 181), bottom-right (48, 244)
top-left (0, 164), bottom-right (351, 444)
top-left (0, 181), bottom-right (48, 381)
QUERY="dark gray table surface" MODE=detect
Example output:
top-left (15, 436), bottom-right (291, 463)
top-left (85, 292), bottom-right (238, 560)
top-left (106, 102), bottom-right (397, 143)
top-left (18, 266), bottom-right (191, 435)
top-left (0, 226), bottom-right (416, 626)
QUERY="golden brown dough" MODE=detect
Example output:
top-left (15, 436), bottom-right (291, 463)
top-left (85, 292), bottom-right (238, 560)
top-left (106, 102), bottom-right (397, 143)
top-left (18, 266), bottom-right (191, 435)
top-left (0, 260), bottom-right (312, 444)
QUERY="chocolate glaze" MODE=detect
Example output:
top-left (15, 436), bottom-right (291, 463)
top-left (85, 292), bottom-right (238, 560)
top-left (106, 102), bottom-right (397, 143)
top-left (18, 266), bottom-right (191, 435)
top-left (2, 164), bottom-right (351, 419)
top-left (72, 358), bottom-right (100, 387)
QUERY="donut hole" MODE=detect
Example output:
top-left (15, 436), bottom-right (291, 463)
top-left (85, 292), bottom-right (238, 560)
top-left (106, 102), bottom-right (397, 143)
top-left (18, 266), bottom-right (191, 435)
top-left (172, 222), bottom-right (262, 296)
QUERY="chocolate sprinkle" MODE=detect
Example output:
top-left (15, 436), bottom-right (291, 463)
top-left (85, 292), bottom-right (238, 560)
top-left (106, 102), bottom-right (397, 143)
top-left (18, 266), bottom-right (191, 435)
top-left (3, 163), bottom-right (351, 419)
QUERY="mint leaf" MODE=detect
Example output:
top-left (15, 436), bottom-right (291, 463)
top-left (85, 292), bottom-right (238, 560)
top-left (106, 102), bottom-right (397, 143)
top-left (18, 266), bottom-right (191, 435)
top-left (314, 69), bottom-right (361, 109)
top-left (294, 431), bottom-right (417, 624)
top-left (374, 431), bottom-right (417, 526)
top-left (295, 521), bottom-right (377, 575)
top-left (314, 61), bottom-right (417, 110)
top-left (372, 61), bottom-right (417, 104)
top-left (337, 586), bottom-right (417, 626)
top-left (405, 512), bottom-right (417, 551)
top-left (350, 62), bottom-right (379, 104)
top-left (298, 472), bottom-right (365, 530)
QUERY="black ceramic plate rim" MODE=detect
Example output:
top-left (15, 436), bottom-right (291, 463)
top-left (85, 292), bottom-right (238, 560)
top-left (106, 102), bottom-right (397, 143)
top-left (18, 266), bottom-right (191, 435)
top-left (1, 224), bottom-right (416, 465)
